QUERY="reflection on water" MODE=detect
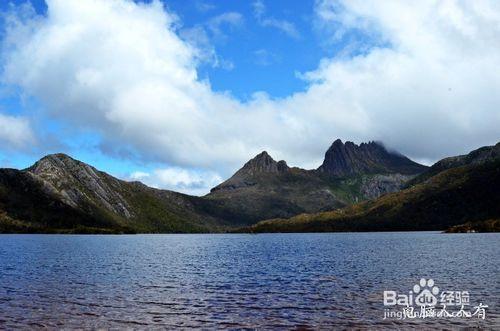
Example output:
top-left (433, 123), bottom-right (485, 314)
top-left (0, 232), bottom-right (498, 329)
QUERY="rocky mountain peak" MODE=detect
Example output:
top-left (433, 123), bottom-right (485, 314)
top-left (318, 139), bottom-right (427, 177)
top-left (26, 153), bottom-right (133, 219)
top-left (240, 151), bottom-right (289, 175)
top-left (209, 151), bottom-right (289, 193)
top-left (27, 153), bottom-right (86, 179)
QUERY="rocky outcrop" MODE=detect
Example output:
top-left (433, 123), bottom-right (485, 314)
top-left (1, 154), bottom-right (236, 233)
top-left (0, 168), bottom-right (117, 232)
top-left (210, 152), bottom-right (289, 192)
top-left (317, 139), bottom-right (427, 177)
top-left (206, 140), bottom-right (428, 224)
top-left (360, 174), bottom-right (415, 200)
top-left (28, 154), bottom-right (133, 219)
top-left (248, 156), bottom-right (500, 233)
top-left (240, 151), bottom-right (289, 175)
top-left (207, 150), bottom-right (348, 223)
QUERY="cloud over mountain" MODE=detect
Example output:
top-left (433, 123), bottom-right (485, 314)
top-left (0, 113), bottom-right (34, 149)
top-left (2, 0), bottom-right (500, 193)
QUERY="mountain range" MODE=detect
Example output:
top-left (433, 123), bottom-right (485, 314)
top-left (206, 140), bottom-right (427, 224)
top-left (0, 139), bottom-right (498, 233)
top-left (247, 142), bottom-right (500, 233)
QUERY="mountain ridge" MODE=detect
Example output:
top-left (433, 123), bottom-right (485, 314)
top-left (1, 139), bottom-right (430, 233)
top-left (317, 139), bottom-right (427, 176)
top-left (2, 153), bottom-right (234, 233)
top-left (406, 142), bottom-right (500, 187)
top-left (205, 140), bottom-right (427, 224)
top-left (246, 142), bottom-right (500, 233)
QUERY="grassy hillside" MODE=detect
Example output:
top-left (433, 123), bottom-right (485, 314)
top-left (206, 168), bottom-right (347, 225)
top-left (247, 160), bottom-right (500, 233)
top-left (206, 145), bottom-right (423, 225)
top-left (0, 169), bottom-right (134, 233)
top-left (406, 142), bottom-right (500, 187)
top-left (0, 155), bottom-right (233, 233)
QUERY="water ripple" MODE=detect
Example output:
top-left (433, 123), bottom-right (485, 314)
top-left (0, 232), bottom-right (498, 329)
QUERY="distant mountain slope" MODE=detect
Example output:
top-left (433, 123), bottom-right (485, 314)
top-left (1, 154), bottom-right (231, 233)
top-left (206, 152), bottom-right (346, 224)
top-left (407, 142), bottom-right (500, 186)
top-left (317, 139), bottom-right (427, 176)
top-left (207, 141), bottom-right (427, 224)
top-left (0, 168), bottom-right (126, 233)
top-left (248, 143), bottom-right (500, 233)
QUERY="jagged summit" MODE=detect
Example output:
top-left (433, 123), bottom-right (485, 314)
top-left (27, 152), bottom-right (104, 181)
top-left (317, 139), bottom-right (427, 177)
top-left (209, 151), bottom-right (290, 193)
top-left (42, 152), bottom-right (73, 160)
top-left (239, 151), bottom-right (289, 175)
top-left (27, 153), bottom-right (84, 173)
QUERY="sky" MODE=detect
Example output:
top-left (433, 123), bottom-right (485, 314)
top-left (0, 0), bottom-right (499, 195)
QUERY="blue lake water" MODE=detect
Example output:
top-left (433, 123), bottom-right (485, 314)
top-left (0, 232), bottom-right (498, 329)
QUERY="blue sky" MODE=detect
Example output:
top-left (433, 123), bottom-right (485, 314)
top-left (0, 0), bottom-right (499, 195)
top-left (0, 0), bottom-right (337, 172)
top-left (166, 0), bottom-right (325, 99)
top-left (0, 0), bottom-right (335, 98)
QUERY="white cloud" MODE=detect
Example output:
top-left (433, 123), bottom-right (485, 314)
top-left (128, 167), bottom-right (222, 196)
top-left (307, 0), bottom-right (500, 158)
top-left (253, 49), bottom-right (280, 66)
top-left (179, 12), bottom-right (241, 70)
top-left (1, 0), bottom-right (500, 186)
top-left (129, 171), bottom-right (150, 181)
top-left (195, 2), bottom-right (215, 13)
top-left (261, 18), bottom-right (300, 39)
top-left (207, 12), bottom-right (243, 37)
top-left (252, 0), bottom-right (266, 18)
top-left (0, 113), bottom-right (35, 149)
top-left (252, 0), bottom-right (300, 39)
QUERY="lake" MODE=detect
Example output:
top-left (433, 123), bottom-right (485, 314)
top-left (0, 232), bottom-right (498, 329)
